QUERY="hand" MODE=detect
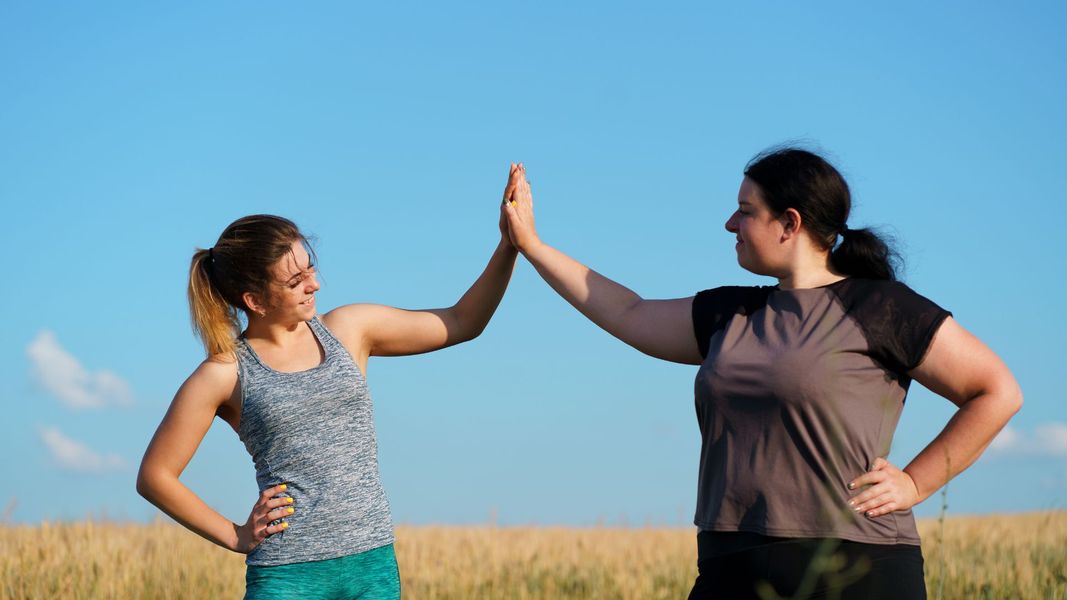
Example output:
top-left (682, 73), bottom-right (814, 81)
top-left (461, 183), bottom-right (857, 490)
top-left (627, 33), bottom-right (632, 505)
top-left (499, 163), bottom-right (521, 243)
top-left (847, 457), bottom-right (920, 519)
top-left (232, 483), bottom-right (294, 553)
top-left (501, 163), bottom-right (539, 253)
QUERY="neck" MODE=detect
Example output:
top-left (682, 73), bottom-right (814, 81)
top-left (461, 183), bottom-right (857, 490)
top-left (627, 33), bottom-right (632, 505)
top-left (776, 249), bottom-right (847, 290)
top-left (244, 316), bottom-right (308, 345)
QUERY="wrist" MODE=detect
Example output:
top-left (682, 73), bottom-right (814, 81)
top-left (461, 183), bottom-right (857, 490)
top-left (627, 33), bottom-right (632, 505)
top-left (497, 236), bottom-right (519, 255)
top-left (516, 234), bottom-right (544, 255)
top-left (227, 522), bottom-right (244, 553)
top-left (902, 467), bottom-right (926, 504)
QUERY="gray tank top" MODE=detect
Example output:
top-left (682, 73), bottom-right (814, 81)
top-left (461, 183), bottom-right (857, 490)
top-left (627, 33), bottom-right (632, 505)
top-left (234, 316), bottom-right (394, 566)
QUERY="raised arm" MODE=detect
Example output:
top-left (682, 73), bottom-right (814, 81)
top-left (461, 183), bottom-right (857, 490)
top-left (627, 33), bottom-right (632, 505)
top-left (847, 317), bottom-right (1023, 517)
top-left (136, 359), bottom-right (290, 553)
top-left (324, 165), bottom-right (521, 359)
top-left (502, 165), bottom-right (702, 365)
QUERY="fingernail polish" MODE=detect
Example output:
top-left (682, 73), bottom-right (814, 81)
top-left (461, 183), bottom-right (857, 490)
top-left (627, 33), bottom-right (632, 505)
top-left (282, 522), bottom-right (289, 529)
top-left (287, 507), bottom-right (294, 514)
top-left (280, 484), bottom-right (287, 491)
top-left (847, 483), bottom-right (855, 490)
top-left (287, 498), bottom-right (294, 504)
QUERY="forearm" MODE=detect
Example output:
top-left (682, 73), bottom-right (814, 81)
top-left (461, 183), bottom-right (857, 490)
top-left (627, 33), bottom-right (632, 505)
top-left (137, 470), bottom-right (239, 552)
top-left (903, 390), bottom-right (1021, 504)
top-left (522, 240), bottom-right (642, 337)
top-left (449, 238), bottom-right (519, 340)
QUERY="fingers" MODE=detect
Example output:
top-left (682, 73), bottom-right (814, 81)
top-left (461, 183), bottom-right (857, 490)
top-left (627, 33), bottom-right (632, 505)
top-left (264, 520), bottom-right (290, 535)
top-left (503, 162), bottom-right (522, 204)
top-left (848, 467), bottom-right (887, 491)
top-left (259, 484), bottom-right (294, 533)
top-left (260, 483), bottom-right (287, 501)
top-left (266, 495), bottom-right (295, 510)
top-left (847, 459), bottom-right (918, 519)
top-left (268, 503), bottom-right (295, 520)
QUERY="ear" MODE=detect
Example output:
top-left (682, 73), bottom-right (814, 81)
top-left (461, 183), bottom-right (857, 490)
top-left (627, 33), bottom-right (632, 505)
top-left (243, 292), bottom-right (267, 317)
top-left (780, 208), bottom-right (802, 241)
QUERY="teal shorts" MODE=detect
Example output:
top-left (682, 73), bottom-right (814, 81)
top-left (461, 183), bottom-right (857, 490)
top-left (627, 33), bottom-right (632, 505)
top-left (244, 543), bottom-right (400, 599)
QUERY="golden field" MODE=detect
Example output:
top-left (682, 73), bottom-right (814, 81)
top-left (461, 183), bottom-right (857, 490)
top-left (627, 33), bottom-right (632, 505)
top-left (2, 512), bottom-right (1065, 599)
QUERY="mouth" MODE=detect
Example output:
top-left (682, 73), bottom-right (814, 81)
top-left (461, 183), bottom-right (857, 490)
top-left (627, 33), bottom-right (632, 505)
top-left (300, 296), bottom-right (315, 306)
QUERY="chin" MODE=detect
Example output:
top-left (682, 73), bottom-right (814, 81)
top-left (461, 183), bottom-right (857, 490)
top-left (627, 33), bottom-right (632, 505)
top-left (737, 255), bottom-right (777, 278)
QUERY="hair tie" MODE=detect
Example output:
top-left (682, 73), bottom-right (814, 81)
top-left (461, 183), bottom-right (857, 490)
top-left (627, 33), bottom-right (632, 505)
top-left (208, 247), bottom-right (215, 262)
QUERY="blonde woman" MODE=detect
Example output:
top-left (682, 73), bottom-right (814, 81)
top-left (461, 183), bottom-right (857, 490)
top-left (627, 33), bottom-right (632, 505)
top-left (137, 166), bottom-right (522, 599)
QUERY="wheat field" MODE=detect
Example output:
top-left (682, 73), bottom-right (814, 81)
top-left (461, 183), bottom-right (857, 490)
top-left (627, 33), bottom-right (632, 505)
top-left (2, 512), bottom-right (1065, 599)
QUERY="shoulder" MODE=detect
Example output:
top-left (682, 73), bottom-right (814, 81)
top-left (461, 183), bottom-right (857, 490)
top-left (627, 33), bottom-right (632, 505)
top-left (831, 278), bottom-right (949, 318)
top-left (693, 285), bottom-right (775, 317)
top-left (189, 353), bottom-right (238, 391)
top-left (321, 304), bottom-right (388, 355)
top-left (692, 285), bottom-right (775, 359)
top-left (831, 278), bottom-right (953, 374)
top-left (322, 304), bottom-right (382, 338)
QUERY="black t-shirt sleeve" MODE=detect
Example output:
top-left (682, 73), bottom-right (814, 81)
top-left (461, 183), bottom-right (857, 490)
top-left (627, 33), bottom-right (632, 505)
top-left (692, 286), bottom-right (772, 359)
top-left (834, 280), bottom-right (952, 375)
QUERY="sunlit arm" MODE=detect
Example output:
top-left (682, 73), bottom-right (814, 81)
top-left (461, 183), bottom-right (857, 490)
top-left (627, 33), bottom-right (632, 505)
top-left (903, 317), bottom-right (1024, 503)
top-left (135, 360), bottom-right (243, 552)
top-left (326, 238), bottom-right (518, 358)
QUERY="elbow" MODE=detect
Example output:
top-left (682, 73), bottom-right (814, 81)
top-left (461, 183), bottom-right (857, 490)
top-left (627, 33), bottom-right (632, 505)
top-left (1007, 383), bottom-right (1024, 416)
top-left (135, 464), bottom-right (163, 503)
top-left (446, 307), bottom-right (487, 345)
top-left (987, 378), bottom-right (1023, 419)
top-left (135, 468), bottom-right (152, 500)
top-left (458, 322), bottom-right (487, 344)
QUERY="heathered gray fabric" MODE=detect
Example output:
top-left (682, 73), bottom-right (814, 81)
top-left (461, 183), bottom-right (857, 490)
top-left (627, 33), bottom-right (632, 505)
top-left (692, 280), bottom-right (950, 546)
top-left (235, 316), bottom-right (394, 566)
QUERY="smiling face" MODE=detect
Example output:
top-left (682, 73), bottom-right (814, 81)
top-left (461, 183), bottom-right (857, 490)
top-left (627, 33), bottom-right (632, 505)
top-left (724, 177), bottom-right (789, 276)
top-left (259, 240), bottom-right (320, 322)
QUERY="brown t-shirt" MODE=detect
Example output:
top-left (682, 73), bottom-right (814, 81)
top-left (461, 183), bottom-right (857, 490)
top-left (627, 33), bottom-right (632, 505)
top-left (691, 278), bottom-right (951, 546)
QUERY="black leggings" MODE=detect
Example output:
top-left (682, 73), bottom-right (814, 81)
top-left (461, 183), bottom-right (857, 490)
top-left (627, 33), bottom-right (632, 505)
top-left (688, 532), bottom-right (926, 600)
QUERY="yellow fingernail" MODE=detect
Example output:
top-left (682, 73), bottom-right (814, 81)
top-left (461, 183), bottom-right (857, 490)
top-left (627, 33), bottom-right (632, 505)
top-left (280, 484), bottom-right (287, 491)
top-left (287, 507), bottom-right (294, 514)
top-left (282, 522), bottom-right (289, 529)
top-left (287, 497), bottom-right (294, 504)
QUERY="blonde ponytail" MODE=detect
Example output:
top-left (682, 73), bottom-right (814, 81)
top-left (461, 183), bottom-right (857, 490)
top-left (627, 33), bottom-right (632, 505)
top-left (185, 215), bottom-right (313, 357)
top-left (188, 248), bottom-right (242, 357)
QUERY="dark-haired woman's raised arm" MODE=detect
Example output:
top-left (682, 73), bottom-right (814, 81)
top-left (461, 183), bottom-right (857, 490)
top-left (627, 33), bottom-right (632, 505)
top-left (500, 165), bottom-right (702, 365)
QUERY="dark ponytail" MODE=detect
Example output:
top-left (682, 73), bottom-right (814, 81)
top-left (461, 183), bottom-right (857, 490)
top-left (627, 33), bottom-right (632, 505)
top-left (744, 147), bottom-right (900, 281)
top-left (831, 227), bottom-right (898, 282)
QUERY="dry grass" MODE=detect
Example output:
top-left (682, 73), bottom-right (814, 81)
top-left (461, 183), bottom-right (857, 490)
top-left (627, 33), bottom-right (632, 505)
top-left (2, 512), bottom-right (1064, 599)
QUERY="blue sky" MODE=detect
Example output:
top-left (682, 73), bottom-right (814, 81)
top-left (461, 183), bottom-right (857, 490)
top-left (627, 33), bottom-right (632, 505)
top-left (3, 2), bottom-right (1065, 527)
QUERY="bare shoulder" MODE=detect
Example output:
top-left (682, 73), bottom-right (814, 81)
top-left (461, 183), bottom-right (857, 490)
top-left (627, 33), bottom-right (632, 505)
top-left (322, 304), bottom-right (381, 357)
top-left (322, 304), bottom-right (390, 341)
top-left (323, 303), bottom-right (386, 328)
top-left (178, 352), bottom-right (239, 409)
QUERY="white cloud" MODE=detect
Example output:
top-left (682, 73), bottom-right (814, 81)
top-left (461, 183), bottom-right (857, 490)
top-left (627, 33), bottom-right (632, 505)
top-left (989, 423), bottom-right (1067, 457)
top-left (39, 427), bottom-right (126, 473)
top-left (27, 330), bottom-right (132, 409)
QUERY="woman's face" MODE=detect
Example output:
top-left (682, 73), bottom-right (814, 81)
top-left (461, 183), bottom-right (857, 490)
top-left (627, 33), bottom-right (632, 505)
top-left (724, 177), bottom-right (788, 276)
top-left (263, 240), bottom-right (320, 321)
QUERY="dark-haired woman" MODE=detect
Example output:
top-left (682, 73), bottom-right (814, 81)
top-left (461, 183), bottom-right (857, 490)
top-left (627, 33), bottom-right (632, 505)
top-left (500, 155), bottom-right (1020, 599)
top-left (137, 166), bottom-right (523, 599)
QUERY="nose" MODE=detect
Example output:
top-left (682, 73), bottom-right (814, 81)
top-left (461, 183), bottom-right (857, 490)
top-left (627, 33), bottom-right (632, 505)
top-left (306, 272), bottom-right (321, 293)
top-left (725, 211), bottom-right (739, 233)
